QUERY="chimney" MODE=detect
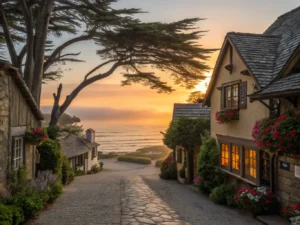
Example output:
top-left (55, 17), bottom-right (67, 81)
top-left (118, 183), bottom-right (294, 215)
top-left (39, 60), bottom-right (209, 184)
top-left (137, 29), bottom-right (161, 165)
top-left (85, 128), bottom-right (95, 143)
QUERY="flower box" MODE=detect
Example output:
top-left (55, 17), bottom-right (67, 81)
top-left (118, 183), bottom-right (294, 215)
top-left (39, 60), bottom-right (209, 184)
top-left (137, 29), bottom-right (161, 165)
top-left (24, 128), bottom-right (47, 146)
top-left (215, 109), bottom-right (239, 124)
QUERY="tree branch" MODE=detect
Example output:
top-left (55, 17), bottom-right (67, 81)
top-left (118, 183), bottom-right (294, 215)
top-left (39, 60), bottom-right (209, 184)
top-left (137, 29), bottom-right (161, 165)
top-left (84, 59), bottom-right (116, 80)
top-left (0, 1), bottom-right (19, 67)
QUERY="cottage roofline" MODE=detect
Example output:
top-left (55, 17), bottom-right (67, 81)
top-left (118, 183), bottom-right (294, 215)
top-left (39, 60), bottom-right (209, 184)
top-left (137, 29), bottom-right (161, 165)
top-left (0, 61), bottom-right (44, 120)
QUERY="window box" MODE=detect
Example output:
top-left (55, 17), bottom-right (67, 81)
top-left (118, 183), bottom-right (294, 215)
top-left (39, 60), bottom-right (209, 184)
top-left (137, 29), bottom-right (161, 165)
top-left (215, 109), bottom-right (239, 124)
top-left (24, 128), bottom-right (47, 145)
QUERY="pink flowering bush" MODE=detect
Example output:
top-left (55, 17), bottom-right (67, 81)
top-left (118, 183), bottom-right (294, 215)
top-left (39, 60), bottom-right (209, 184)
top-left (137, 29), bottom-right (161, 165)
top-left (25, 128), bottom-right (48, 145)
top-left (233, 187), bottom-right (279, 215)
top-left (252, 116), bottom-right (300, 155)
top-left (282, 203), bottom-right (300, 219)
top-left (193, 176), bottom-right (201, 184)
top-left (215, 109), bottom-right (239, 124)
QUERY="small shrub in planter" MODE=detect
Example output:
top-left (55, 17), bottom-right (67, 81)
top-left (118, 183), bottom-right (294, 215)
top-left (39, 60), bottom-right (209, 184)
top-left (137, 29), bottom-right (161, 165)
top-left (24, 128), bottom-right (47, 145)
top-left (209, 184), bottom-right (236, 205)
top-left (0, 204), bottom-right (13, 225)
top-left (282, 203), bottom-right (300, 219)
top-left (233, 186), bottom-right (279, 216)
top-left (48, 183), bottom-right (63, 203)
top-left (117, 156), bottom-right (151, 164)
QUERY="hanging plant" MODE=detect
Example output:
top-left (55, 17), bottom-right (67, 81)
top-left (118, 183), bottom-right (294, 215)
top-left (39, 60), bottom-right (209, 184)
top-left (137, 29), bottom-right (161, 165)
top-left (215, 109), bottom-right (239, 124)
top-left (252, 116), bottom-right (300, 156)
top-left (24, 128), bottom-right (48, 145)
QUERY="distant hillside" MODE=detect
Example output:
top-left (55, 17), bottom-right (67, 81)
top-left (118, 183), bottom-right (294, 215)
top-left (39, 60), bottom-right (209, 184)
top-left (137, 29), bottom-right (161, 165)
top-left (43, 113), bottom-right (81, 126)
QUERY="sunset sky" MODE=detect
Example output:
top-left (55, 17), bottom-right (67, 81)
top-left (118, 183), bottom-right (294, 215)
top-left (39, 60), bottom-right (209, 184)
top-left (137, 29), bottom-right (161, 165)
top-left (40, 0), bottom-right (299, 127)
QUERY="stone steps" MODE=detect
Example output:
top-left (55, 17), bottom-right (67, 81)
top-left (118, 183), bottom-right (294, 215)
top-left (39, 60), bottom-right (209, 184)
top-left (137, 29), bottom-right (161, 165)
top-left (257, 215), bottom-right (290, 225)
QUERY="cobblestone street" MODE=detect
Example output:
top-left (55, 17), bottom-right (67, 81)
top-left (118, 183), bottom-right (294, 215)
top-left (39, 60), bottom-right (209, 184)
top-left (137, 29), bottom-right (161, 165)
top-left (29, 159), bottom-right (261, 225)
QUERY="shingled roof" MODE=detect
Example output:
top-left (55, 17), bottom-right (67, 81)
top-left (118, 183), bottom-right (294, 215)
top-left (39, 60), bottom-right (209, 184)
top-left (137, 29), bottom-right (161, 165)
top-left (228, 33), bottom-right (280, 88)
top-left (60, 135), bottom-right (100, 158)
top-left (172, 103), bottom-right (210, 120)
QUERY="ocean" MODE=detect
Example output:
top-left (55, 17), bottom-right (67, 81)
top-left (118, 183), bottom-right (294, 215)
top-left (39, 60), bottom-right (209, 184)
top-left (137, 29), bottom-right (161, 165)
top-left (93, 124), bottom-right (167, 153)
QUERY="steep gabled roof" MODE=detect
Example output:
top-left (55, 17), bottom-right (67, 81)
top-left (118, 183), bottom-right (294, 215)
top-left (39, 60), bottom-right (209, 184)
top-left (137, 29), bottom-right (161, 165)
top-left (228, 32), bottom-right (280, 87)
top-left (172, 103), bottom-right (210, 120)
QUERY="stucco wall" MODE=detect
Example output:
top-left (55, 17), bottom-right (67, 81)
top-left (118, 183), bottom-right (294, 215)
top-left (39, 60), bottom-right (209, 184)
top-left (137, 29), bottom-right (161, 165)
top-left (0, 74), bottom-right (9, 192)
top-left (87, 150), bottom-right (98, 171)
top-left (210, 45), bottom-right (270, 141)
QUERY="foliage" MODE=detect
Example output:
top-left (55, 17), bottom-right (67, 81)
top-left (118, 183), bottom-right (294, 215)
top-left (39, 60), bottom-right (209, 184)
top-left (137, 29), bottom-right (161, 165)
top-left (24, 128), bottom-right (48, 145)
top-left (61, 157), bottom-right (74, 185)
top-left (7, 166), bottom-right (28, 195)
top-left (193, 176), bottom-right (201, 188)
top-left (197, 135), bottom-right (227, 192)
top-left (90, 164), bottom-right (101, 173)
top-left (99, 162), bottom-right (104, 171)
top-left (163, 117), bottom-right (210, 152)
top-left (0, 204), bottom-right (13, 225)
top-left (159, 155), bottom-right (177, 180)
top-left (215, 109), bottom-right (239, 124)
top-left (209, 184), bottom-right (236, 205)
top-left (155, 159), bottom-right (165, 168)
top-left (31, 170), bottom-right (59, 192)
top-left (47, 126), bottom-right (60, 140)
top-left (75, 170), bottom-right (85, 177)
top-left (48, 183), bottom-right (63, 203)
top-left (117, 156), bottom-right (151, 165)
top-left (179, 167), bottom-right (186, 179)
top-left (160, 154), bottom-right (174, 173)
top-left (187, 91), bottom-right (206, 103)
top-left (6, 191), bottom-right (45, 220)
top-left (11, 206), bottom-right (24, 225)
top-left (252, 116), bottom-right (300, 155)
top-left (99, 152), bottom-right (119, 159)
top-left (282, 203), bottom-right (300, 219)
top-left (233, 187), bottom-right (280, 215)
top-left (37, 139), bottom-right (63, 176)
top-left (127, 146), bottom-right (172, 160)
top-left (59, 125), bottom-right (84, 138)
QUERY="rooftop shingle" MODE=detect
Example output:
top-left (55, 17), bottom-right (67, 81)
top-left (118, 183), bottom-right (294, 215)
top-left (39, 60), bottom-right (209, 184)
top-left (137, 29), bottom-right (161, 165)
top-left (172, 103), bottom-right (210, 120)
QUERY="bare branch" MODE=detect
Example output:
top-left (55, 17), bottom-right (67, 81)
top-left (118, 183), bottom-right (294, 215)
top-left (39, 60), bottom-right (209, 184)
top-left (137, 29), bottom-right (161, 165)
top-left (84, 59), bottom-right (116, 80)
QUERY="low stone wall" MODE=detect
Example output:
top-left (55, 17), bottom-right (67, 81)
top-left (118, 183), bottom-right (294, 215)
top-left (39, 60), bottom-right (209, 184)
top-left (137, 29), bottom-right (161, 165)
top-left (277, 155), bottom-right (300, 206)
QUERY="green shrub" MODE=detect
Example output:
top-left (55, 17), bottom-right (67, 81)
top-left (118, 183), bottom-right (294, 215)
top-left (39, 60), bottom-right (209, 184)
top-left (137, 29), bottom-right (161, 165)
top-left (38, 139), bottom-right (63, 176)
top-left (75, 170), bottom-right (85, 176)
top-left (117, 156), bottom-right (151, 164)
top-left (47, 125), bottom-right (60, 140)
top-left (7, 166), bottom-right (28, 195)
top-left (197, 135), bottom-right (227, 192)
top-left (160, 162), bottom-right (177, 180)
top-left (0, 204), bottom-right (13, 225)
top-left (99, 161), bottom-right (104, 171)
top-left (179, 167), bottom-right (186, 179)
top-left (90, 164), bottom-right (100, 173)
top-left (62, 156), bottom-right (74, 185)
top-left (7, 191), bottom-right (45, 220)
top-left (155, 159), bottom-right (164, 168)
top-left (11, 206), bottom-right (25, 225)
top-left (48, 183), bottom-right (63, 203)
top-left (209, 184), bottom-right (236, 205)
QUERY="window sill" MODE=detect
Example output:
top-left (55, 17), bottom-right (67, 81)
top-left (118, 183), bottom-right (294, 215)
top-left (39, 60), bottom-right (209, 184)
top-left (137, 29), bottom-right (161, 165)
top-left (220, 168), bottom-right (257, 186)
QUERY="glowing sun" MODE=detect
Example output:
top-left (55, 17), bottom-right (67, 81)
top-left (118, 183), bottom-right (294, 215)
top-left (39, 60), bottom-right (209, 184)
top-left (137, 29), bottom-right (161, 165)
top-left (194, 72), bottom-right (212, 93)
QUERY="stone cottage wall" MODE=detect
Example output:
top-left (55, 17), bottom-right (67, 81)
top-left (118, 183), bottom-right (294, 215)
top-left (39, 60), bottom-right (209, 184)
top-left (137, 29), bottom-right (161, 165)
top-left (277, 155), bottom-right (300, 206)
top-left (0, 73), bottom-right (9, 192)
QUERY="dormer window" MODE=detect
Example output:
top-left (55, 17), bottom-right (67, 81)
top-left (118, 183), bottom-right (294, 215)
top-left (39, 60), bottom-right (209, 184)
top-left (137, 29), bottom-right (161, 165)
top-left (221, 81), bottom-right (247, 110)
top-left (224, 84), bottom-right (239, 108)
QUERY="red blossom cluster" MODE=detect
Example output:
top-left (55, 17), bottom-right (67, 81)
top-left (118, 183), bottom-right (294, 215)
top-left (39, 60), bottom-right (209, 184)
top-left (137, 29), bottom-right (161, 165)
top-left (282, 203), bottom-right (300, 219)
top-left (215, 109), bottom-right (239, 124)
top-left (25, 127), bottom-right (48, 145)
top-left (252, 116), bottom-right (300, 155)
top-left (33, 128), bottom-right (47, 141)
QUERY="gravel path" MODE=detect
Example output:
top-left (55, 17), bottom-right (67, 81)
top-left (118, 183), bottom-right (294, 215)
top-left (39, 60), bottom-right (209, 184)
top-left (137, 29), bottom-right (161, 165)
top-left (29, 159), bottom-right (262, 225)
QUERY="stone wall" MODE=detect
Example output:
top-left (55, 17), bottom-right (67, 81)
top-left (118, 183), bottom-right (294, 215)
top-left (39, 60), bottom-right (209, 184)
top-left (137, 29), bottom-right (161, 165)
top-left (0, 74), bottom-right (9, 191)
top-left (277, 155), bottom-right (300, 206)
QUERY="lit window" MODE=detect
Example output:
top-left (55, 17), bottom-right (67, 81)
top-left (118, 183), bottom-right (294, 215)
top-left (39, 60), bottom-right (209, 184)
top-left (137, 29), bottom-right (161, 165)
top-left (224, 84), bottom-right (239, 108)
top-left (231, 145), bottom-right (240, 171)
top-left (245, 148), bottom-right (257, 178)
top-left (221, 144), bottom-right (229, 167)
top-left (13, 137), bottom-right (23, 169)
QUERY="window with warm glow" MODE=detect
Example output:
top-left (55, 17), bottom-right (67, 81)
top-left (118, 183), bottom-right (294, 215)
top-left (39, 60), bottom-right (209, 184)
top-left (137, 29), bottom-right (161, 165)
top-left (231, 145), bottom-right (239, 171)
top-left (221, 144), bottom-right (229, 167)
top-left (224, 84), bottom-right (239, 108)
top-left (245, 148), bottom-right (256, 178)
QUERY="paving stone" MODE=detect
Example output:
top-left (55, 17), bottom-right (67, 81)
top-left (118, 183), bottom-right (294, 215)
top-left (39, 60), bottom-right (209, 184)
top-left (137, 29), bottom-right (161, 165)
top-left (135, 217), bottom-right (155, 224)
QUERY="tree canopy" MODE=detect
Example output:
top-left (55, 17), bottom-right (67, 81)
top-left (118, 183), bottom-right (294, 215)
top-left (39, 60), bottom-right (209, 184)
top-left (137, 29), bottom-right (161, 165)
top-left (0, 0), bottom-right (216, 126)
top-left (187, 91), bottom-right (206, 103)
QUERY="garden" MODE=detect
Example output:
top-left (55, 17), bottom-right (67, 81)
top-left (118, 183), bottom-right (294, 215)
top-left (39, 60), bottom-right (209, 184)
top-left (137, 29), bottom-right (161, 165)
top-left (0, 126), bottom-right (74, 225)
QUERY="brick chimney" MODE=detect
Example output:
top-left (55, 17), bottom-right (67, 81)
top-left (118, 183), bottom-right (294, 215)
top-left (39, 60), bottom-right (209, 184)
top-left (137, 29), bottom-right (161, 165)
top-left (85, 128), bottom-right (95, 143)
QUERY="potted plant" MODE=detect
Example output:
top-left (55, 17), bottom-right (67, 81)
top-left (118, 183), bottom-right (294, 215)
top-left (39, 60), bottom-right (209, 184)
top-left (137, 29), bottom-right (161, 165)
top-left (178, 167), bottom-right (186, 184)
top-left (24, 128), bottom-right (47, 145)
top-left (215, 109), bottom-right (239, 124)
top-left (282, 203), bottom-right (300, 223)
top-left (233, 186), bottom-right (280, 217)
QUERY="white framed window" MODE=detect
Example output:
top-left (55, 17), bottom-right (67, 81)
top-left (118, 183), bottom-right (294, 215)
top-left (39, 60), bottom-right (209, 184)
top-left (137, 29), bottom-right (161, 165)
top-left (13, 137), bottom-right (24, 169)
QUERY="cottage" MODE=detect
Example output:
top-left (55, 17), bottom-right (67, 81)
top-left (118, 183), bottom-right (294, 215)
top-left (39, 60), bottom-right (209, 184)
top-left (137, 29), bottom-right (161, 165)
top-left (0, 61), bottom-right (44, 192)
top-left (204, 7), bottom-right (300, 205)
top-left (172, 103), bottom-right (210, 183)
top-left (60, 129), bottom-right (100, 173)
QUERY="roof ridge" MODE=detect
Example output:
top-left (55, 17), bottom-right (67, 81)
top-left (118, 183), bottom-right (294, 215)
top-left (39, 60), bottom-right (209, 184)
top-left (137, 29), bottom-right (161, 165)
top-left (277, 6), bottom-right (300, 20)
top-left (227, 32), bottom-right (280, 38)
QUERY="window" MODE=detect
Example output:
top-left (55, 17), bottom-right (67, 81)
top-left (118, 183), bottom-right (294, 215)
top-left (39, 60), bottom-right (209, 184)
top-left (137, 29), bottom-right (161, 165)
top-left (221, 144), bottom-right (229, 167)
top-left (13, 137), bottom-right (23, 169)
top-left (245, 148), bottom-right (257, 178)
top-left (231, 145), bottom-right (240, 171)
top-left (224, 84), bottom-right (239, 108)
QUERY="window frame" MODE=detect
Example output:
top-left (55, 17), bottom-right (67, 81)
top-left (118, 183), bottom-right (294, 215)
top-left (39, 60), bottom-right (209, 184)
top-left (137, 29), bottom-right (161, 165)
top-left (220, 143), bottom-right (229, 168)
top-left (244, 147), bottom-right (257, 182)
top-left (12, 136), bottom-right (24, 170)
top-left (231, 145), bottom-right (240, 174)
top-left (223, 83), bottom-right (239, 109)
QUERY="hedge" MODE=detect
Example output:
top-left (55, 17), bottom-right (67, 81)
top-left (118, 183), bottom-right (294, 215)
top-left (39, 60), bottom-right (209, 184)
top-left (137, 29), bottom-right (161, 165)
top-left (155, 159), bottom-right (164, 167)
top-left (62, 156), bottom-right (74, 185)
top-left (117, 156), bottom-right (151, 164)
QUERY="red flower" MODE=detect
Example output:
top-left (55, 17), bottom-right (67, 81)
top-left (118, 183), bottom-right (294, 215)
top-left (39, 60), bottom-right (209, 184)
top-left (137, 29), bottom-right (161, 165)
top-left (266, 200), bottom-right (271, 204)
top-left (273, 131), bottom-right (280, 139)
top-left (266, 190), bottom-right (273, 195)
top-left (282, 207), bottom-right (287, 212)
top-left (278, 115), bottom-right (288, 120)
top-left (233, 196), bottom-right (238, 200)
top-left (290, 130), bottom-right (297, 136)
top-left (266, 126), bottom-right (271, 132)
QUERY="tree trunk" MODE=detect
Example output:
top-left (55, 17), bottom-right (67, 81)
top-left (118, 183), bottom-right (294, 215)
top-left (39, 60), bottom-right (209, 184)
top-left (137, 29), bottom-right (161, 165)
top-left (186, 149), bottom-right (194, 184)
